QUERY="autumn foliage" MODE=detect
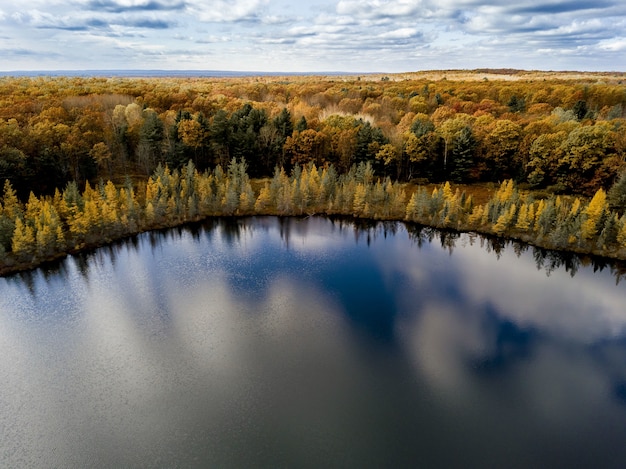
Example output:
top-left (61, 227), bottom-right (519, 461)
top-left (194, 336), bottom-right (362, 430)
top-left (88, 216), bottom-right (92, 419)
top-left (2, 71), bottom-right (626, 272)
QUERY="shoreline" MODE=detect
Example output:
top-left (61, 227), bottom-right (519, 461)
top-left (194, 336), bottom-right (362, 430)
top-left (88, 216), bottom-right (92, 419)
top-left (2, 212), bottom-right (625, 279)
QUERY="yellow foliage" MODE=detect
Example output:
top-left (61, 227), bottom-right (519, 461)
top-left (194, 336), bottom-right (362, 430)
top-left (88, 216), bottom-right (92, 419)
top-left (255, 184), bottom-right (272, 212)
top-left (581, 188), bottom-right (607, 240)
top-left (515, 203), bottom-right (530, 230)
top-left (534, 200), bottom-right (545, 231)
top-left (569, 198), bottom-right (581, 217)
top-left (442, 181), bottom-right (453, 201)
top-left (496, 179), bottom-right (515, 203)
top-left (618, 217), bottom-right (626, 247)
top-left (353, 183), bottom-right (367, 214)
top-left (12, 218), bottom-right (35, 256)
top-left (493, 204), bottom-right (516, 235)
top-left (468, 205), bottom-right (484, 226)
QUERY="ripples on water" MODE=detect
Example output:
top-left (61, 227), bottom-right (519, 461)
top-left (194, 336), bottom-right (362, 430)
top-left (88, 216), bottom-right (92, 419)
top-left (1, 217), bottom-right (626, 468)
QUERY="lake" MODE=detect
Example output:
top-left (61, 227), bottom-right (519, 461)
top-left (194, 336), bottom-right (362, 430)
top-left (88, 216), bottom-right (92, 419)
top-left (1, 216), bottom-right (626, 468)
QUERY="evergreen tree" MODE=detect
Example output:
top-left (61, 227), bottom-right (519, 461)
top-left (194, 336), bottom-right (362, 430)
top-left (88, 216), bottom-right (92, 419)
top-left (11, 217), bottom-right (34, 259)
top-left (572, 100), bottom-right (588, 121)
top-left (295, 116), bottom-right (307, 132)
top-left (515, 203), bottom-right (530, 231)
top-left (353, 183), bottom-right (367, 215)
top-left (2, 180), bottom-right (22, 221)
top-left (608, 172), bottom-right (626, 213)
top-left (581, 188), bottom-right (608, 240)
top-left (618, 215), bottom-right (626, 247)
top-left (255, 184), bottom-right (273, 212)
top-left (138, 110), bottom-right (164, 173)
top-left (450, 126), bottom-right (475, 183)
top-left (597, 213), bottom-right (619, 248)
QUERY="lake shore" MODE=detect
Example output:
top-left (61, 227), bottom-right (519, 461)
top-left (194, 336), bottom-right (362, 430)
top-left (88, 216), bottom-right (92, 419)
top-left (3, 208), bottom-right (625, 279)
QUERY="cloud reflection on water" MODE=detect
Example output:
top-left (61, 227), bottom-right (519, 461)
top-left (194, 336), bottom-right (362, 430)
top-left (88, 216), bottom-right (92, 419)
top-left (2, 217), bottom-right (626, 467)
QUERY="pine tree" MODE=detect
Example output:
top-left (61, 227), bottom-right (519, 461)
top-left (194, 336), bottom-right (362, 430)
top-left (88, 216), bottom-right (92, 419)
top-left (239, 184), bottom-right (255, 212)
top-left (2, 180), bottom-right (22, 222)
top-left (11, 217), bottom-right (35, 259)
top-left (493, 204), bottom-right (517, 235)
top-left (536, 199), bottom-right (556, 236)
top-left (515, 203), bottom-right (530, 230)
top-left (597, 213), bottom-right (619, 248)
top-left (405, 192), bottom-right (419, 220)
top-left (255, 184), bottom-right (273, 212)
top-left (581, 188), bottom-right (608, 240)
top-left (353, 183), bottom-right (367, 215)
top-left (468, 205), bottom-right (485, 226)
top-left (618, 215), bottom-right (626, 247)
top-left (25, 192), bottom-right (42, 228)
top-left (450, 126), bottom-right (475, 183)
top-left (534, 200), bottom-right (546, 232)
top-left (608, 172), bottom-right (626, 213)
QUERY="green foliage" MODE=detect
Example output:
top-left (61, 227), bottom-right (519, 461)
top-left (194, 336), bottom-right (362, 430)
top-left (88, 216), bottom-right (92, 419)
top-left (508, 95), bottom-right (526, 113)
top-left (608, 172), bottom-right (626, 212)
top-left (573, 100), bottom-right (588, 121)
top-left (450, 126), bottom-right (475, 183)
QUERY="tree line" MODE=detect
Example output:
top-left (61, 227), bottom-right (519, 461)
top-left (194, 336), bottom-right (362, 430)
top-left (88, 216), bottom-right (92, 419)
top-left (1, 74), bottom-right (625, 200)
top-left (2, 159), bottom-right (626, 274)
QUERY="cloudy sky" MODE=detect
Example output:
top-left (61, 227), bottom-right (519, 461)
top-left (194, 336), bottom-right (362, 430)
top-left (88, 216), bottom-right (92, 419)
top-left (0, 0), bottom-right (625, 73)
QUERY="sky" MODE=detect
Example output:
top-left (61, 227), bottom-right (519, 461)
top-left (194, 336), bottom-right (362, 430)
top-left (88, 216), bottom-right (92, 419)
top-left (0, 0), bottom-right (625, 73)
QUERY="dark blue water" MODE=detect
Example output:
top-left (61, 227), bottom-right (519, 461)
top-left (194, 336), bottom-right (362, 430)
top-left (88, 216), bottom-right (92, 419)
top-left (1, 217), bottom-right (626, 468)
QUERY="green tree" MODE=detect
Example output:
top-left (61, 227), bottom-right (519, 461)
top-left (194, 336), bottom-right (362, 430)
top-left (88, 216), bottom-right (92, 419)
top-left (450, 126), bottom-right (475, 183)
top-left (573, 100), bottom-right (588, 121)
top-left (608, 171), bottom-right (626, 213)
top-left (137, 110), bottom-right (164, 174)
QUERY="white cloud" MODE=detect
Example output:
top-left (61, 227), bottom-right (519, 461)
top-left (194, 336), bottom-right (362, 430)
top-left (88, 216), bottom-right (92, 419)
top-left (0, 0), bottom-right (625, 71)
top-left (379, 27), bottom-right (421, 39)
top-left (186, 0), bottom-right (268, 23)
top-left (599, 38), bottom-right (626, 51)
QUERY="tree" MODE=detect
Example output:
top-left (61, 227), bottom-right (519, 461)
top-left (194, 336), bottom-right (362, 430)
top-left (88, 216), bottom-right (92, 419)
top-left (526, 131), bottom-right (566, 188)
top-left (284, 129), bottom-right (328, 167)
top-left (11, 217), bottom-right (35, 259)
top-left (90, 142), bottom-right (113, 177)
top-left (484, 119), bottom-right (521, 180)
top-left (581, 188), bottom-right (608, 240)
top-left (437, 114), bottom-right (473, 178)
top-left (137, 110), bottom-right (164, 174)
top-left (450, 126), bottom-right (475, 183)
top-left (608, 171), bottom-right (626, 213)
top-left (211, 109), bottom-right (232, 167)
top-left (573, 100), bottom-right (588, 121)
top-left (558, 124), bottom-right (614, 194)
top-left (508, 95), bottom-right (526, 113)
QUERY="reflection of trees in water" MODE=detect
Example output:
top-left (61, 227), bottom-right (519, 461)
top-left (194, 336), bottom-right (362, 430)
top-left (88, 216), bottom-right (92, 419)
top-left (9, 216), bottom-right (626, 289)
top-left (405, 220), bottom-right (626, 282)
top-left (405, 223), bottom-right (460, 255)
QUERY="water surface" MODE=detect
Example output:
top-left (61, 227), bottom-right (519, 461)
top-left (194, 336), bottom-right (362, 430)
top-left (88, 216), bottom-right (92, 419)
top-left (1, 217), bottom-right (626, 468)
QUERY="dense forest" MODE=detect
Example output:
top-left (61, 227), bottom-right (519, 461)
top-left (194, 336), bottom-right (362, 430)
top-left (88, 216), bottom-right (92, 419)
top-left (1, 70), bottom-right (626, 273)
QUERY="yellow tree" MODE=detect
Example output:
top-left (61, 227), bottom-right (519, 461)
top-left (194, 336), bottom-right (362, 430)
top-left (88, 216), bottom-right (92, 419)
top-left (100, 180), bottom-right (120, 235)
top-left (255, 183), bottom-right (273, 212)
top-left (11, 217), bottom-right (35, 259)
top-left (515, 203), bottom-right (530, 231)
top-left (493, 204), bottom-right (517, 235)
top-left (2, 180), bottom-right (22, 221)
top-left (353, 183), bottom-right (367, 215)
top-left (581, 188), bottom-right (608, 240)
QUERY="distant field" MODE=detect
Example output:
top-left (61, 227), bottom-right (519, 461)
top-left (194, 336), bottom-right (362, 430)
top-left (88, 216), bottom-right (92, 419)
top-left (1, 69), bottom-right (624, 83)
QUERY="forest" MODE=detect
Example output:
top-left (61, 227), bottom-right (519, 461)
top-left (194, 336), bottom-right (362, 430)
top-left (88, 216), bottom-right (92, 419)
top-left (1, 70), bottom-right (626, 273)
